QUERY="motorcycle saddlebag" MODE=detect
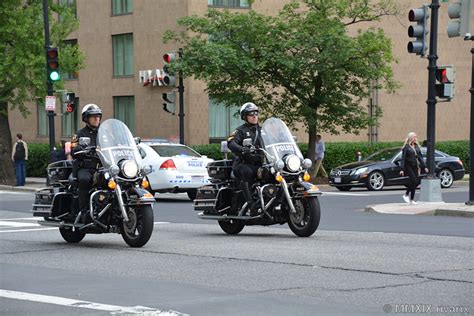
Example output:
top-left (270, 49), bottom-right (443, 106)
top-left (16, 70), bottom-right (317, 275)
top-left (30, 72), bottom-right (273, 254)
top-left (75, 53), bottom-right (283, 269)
top-left (207, 159), bottom-right (233, 180)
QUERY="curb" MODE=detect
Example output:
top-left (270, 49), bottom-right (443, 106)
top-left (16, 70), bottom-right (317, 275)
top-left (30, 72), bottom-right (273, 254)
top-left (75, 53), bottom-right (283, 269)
top-left (0, 185), bottom-right (38, 193)
top-left (365, 204), bottom-right (474, 218)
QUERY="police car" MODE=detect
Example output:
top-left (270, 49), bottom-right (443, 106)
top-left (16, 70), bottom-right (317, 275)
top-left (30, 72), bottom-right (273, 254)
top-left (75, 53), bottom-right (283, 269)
top-left (138, 140), bottom-right (213, 200)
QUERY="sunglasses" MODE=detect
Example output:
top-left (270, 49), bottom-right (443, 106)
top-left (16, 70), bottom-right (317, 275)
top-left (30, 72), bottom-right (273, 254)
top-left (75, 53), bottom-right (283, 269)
top-left (247, 111), bottom-right (259, 117)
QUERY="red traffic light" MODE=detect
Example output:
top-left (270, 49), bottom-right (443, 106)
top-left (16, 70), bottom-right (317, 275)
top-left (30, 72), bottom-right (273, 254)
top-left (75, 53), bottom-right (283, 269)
top-left (163, 53), bottom-right (176, 64)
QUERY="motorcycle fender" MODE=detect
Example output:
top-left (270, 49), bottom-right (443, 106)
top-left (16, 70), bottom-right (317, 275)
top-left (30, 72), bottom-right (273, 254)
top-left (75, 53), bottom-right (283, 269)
top-left (126, 187), bottom-right (155, 205)
top-left (292, 182), bottom-right (322, 198)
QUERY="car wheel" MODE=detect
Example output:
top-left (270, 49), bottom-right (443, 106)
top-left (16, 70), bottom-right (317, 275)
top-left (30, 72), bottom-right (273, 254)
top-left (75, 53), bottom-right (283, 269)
top-left (187, 189), bottom-right (197, 201)
top-left (336, 186), bottom-right (352, 191)
top-left (438, 168), bottom-right (454, 188)
top-left (367, 171), bottom-right (385, 191)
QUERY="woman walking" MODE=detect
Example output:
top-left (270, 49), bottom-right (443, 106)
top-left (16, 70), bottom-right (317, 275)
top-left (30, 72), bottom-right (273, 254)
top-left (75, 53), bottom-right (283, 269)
top-left (399, 132), bottom-right (428, 204)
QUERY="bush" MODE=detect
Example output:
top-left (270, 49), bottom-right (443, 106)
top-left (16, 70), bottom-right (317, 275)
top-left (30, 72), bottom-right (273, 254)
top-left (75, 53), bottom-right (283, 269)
top-left (26, 140), bottom-right (469, 177)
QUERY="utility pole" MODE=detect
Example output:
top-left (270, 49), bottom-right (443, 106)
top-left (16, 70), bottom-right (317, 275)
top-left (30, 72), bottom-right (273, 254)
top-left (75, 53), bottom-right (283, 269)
top-left (42, 0), bottom-right (56, 162)
top-left (467, 46), bottom-right (474, 205)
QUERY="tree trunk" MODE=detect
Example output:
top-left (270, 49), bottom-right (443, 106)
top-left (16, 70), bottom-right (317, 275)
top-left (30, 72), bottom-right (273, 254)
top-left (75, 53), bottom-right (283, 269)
top-left (0, 102), bottom-right (15, 184)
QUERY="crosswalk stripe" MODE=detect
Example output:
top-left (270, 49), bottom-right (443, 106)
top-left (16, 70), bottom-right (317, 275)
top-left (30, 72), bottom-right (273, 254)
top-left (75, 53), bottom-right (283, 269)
top-left (0, 289), bottom-right (187, 315)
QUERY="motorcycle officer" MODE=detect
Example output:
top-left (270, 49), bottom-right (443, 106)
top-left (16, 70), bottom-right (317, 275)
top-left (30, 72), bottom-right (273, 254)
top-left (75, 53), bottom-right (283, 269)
top-left (71, 104), bottom-right (102, 220)
top-left (227, 102), bottom-right (263, 215)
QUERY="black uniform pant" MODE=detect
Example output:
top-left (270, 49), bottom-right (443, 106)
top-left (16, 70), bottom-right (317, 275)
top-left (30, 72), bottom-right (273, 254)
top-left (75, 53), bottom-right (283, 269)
top-left (235, 163), bottom-right (260, 207)
top-left (78, 168), bottom-right (95, 211)
top-left (404, 164), bottom-right (419, 201)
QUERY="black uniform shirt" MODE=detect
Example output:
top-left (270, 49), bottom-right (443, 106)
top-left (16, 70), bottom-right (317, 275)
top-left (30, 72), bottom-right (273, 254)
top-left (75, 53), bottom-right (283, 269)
top-left (227, 123), bottom-right (263, 165)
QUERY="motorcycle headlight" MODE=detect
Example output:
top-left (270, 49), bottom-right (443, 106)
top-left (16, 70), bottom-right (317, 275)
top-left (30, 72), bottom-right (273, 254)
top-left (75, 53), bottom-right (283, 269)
top-left (109, 164), bottom-right (120, 176)
top-left (275, 159), bottom-right (285, 171)
top-left (285, 155), bottom-right (301, 172)
top-left (302, 158), bottom-right (312, 169)
top-left (121, 160), bottom-right (138, 178)
top-left (142, 164), bottom-right (152, 175)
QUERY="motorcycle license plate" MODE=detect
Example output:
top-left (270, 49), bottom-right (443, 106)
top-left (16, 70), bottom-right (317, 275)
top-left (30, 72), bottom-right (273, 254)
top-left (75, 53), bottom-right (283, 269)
top-left (334, 177), bottom-right (341, 183)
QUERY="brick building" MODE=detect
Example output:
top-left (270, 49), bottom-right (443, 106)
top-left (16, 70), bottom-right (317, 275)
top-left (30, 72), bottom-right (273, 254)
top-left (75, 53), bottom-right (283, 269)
top-left (7, 0), bottom-right (472, 145)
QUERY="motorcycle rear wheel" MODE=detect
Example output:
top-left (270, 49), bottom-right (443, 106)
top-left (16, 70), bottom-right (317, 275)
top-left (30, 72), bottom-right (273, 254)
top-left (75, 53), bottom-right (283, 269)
top-left (121, 205), bottom-right (154, 247)
top-left (288, 197), bottom-right (321, 237)
top-left (218, 219), bottom-right (245, 235)
top-left (59, 227), bottom-right (86, 243)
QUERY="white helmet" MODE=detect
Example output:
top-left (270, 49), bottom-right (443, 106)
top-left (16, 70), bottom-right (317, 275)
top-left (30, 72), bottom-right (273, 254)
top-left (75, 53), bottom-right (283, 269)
top-left (81, 103), bottom-right (102, 122)
top-left (240, 102), bottom-right (259, 120)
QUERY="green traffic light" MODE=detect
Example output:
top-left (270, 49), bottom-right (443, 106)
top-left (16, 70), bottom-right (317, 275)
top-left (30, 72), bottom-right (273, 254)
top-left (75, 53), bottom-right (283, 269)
top-left (49, 71), bottom-right (60, 81)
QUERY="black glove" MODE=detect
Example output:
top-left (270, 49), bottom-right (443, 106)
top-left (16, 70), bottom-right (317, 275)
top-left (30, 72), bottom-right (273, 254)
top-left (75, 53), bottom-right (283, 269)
top-left (242, 146), bottom-right (251, 156)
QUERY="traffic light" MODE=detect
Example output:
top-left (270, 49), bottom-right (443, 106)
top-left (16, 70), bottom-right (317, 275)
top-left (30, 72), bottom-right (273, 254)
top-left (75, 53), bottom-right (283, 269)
top-left (435, 65), bottom-right (455, 100)
top-left (46, 47), bottom-right (60, 82)
top-left (61, 92), bottom-right (76, 114)
top-left (447, 0), bottom-right (472, 38)
top-left (407, 5), bottom-right (430, 56)
top-left (163, 53), bottom-right (177, 86)
top-left (162, 92), bottom-right (176, 115)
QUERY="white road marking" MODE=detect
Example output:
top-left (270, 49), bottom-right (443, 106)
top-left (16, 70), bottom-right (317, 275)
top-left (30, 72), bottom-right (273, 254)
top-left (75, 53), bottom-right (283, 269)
top-left (0, 289), bottom-right (187, 315)
top-left (322, 191), bottom-right (371, 196)
top-left (0, 217), bottom-right (38, 220)
top-left (0, 220), bottom-right (40, 227)
top-left (0, 227), bottom-right (57, 233)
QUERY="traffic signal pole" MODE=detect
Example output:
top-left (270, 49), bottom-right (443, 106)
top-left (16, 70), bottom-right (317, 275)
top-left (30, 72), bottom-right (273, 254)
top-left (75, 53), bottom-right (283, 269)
top-left (468, 47), bottom-right (474, 205)
top-left (420, 0), bottom-right (443, 202)
top-left (178, 48), bottom-right (185, 145)
top-left (42, 0), bottom-right (56, 162)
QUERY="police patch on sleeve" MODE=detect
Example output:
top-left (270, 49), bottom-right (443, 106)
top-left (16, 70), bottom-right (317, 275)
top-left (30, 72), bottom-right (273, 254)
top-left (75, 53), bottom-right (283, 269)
top-left (227, 130), bottom-right (238, 142)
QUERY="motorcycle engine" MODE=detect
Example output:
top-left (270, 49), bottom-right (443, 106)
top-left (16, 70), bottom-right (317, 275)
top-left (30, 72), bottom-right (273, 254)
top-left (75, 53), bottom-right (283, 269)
top-left (263, 185), bottom-right (276, 198)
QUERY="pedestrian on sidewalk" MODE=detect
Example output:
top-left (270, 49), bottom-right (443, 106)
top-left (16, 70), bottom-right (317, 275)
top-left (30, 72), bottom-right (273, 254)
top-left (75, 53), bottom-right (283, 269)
top-left (313, 134), bottom-right (328, 179)
top-left (11, 133), bottom-right (28, 186)
top-left (399, 132), bottom-right (428, 205)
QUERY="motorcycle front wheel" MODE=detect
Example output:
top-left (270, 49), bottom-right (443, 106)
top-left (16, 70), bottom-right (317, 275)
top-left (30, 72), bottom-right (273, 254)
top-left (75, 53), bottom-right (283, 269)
top-left (287, 197), bottom-right (321, 237)
top-left (218, 219), bottom-right (245, 235)
top-left (59, 227), bottom-right (86, 243)
top-left (121, 205), bottom-right (154, 247)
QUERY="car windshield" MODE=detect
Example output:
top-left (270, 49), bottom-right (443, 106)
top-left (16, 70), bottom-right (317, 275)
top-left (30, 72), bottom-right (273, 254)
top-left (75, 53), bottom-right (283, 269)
top-left (149, 145), bottom-right (200, 157)
top-left (364, 148), bottom-right (400, 161)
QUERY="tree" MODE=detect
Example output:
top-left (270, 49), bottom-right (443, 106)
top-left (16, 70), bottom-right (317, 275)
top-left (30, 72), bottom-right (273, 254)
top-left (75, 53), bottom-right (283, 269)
top-left (164, 0), bottom-right (400, 170)
top-left (0, 0), bottom-right (84, 184)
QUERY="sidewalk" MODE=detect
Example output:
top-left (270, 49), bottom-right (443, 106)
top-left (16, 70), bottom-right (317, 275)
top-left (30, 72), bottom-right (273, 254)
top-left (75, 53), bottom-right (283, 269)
top-left (1, 177), bottom-right (473, 218)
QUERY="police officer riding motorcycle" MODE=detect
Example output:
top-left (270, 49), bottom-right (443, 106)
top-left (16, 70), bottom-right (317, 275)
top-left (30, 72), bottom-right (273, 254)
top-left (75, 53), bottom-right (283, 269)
top-left (227, 102), bottom-right (263, 216)
top-left (194, 102), bottom-right (322, 237)
top-left (32, 104), bottom-right (155, 247)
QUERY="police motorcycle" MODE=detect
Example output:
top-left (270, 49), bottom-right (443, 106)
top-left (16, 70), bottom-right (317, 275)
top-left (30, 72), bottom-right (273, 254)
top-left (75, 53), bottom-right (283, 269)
top-left (194, 117), bottom-right (321, 237)
top-left (32, 119), bottom-right (155, 247)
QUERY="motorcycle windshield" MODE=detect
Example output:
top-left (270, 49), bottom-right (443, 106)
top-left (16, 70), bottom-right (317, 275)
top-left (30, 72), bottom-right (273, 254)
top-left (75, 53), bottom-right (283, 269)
top-left (261, 117), bottom-right (303, 162)
top-left (97, 119), bottom-right (142, 168)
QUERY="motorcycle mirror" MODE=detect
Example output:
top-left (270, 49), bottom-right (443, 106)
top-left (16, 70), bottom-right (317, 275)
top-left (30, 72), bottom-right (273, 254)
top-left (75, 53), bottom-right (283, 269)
top-left (220, 141), bottom-right (230, 153)
top-left (242, 138), bottom-right (252, 147)
top-left (79, 137), bottom-right (91, 147)
top-left (134, 137), bottom-right (141, 145)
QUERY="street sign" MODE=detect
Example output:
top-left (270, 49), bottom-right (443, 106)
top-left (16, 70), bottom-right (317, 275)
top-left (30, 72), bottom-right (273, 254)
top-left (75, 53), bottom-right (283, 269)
top-left (45, 96), bottom-right (56, 111)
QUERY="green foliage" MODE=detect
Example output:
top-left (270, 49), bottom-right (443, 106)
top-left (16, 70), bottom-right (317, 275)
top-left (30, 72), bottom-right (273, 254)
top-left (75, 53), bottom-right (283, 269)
top-left (164, 0), bottom-right (400, 139)
top-left (26, 143), bottom-right (50, 177)
top-left (0, 0), bottom-right (85, 117)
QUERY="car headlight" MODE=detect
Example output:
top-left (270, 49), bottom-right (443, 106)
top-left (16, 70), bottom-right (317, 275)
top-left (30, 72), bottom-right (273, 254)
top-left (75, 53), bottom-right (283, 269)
top-left (285, 155), bottom-right (301, 172)
top-left (141, 164), bottom-right (152, 175)
top-left (121, 160), bottom-right (138, 178)
top-left (354, 167), bottom-right (368, 175)
top-left (109, 164), bottom-right (120, 176)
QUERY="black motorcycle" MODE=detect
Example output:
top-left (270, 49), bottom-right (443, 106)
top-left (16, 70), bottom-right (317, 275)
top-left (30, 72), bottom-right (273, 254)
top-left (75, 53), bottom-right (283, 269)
top-left (32, 119), bottom-right (155, 247)
top-left (194, 117), bottom-right (321, 237)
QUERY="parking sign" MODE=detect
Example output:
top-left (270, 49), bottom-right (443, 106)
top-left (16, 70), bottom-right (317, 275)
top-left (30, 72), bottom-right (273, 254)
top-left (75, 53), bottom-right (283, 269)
top-left (45, 96), bottom-right (56, 111)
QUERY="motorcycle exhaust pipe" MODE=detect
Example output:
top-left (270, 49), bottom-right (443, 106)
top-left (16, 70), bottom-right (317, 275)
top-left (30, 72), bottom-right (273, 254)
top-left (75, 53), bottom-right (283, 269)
top-left (115, 183), bottom-right (130, 222)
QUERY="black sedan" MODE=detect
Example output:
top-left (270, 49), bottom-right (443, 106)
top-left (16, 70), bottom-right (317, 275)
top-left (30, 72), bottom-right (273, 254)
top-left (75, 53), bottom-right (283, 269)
top-left (329, 147), bottom-right (465, 191)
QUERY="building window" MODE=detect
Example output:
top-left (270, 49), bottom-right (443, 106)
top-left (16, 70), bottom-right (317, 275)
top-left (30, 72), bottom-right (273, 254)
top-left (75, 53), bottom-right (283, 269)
top-left (58, 0), bottom-right (76, 22)
top-left (112, 33), bottom-right (134, 77)
top-left (209, 99), bottom-right (240, 142)
top-left (37, 101), bottom-right (48, 136)
top-left (112, 0), bottom-right (133, 15)
top-left (62, 98), bottom-right (78, 137)
top-left (208, 0), bottom-right (250, 8)
top-left (114, 96), bottom-right (135, 134)
top-left (62, 39), bottom-right (79, 80)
